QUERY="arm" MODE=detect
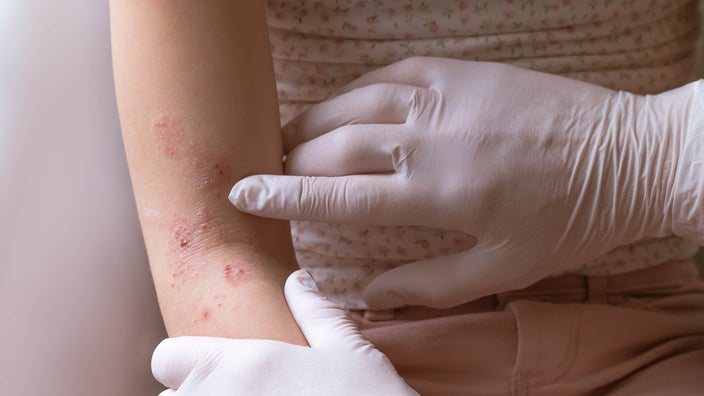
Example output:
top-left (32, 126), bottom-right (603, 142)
top-left (109, 0), bottom-right (306, 344)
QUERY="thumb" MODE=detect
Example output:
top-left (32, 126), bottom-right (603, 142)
top-left (284, 270), bottom-right (367, 348)
top-left (229, 174), bottom-right (409, 225)
top-left (151, 336), bottom-right (228, 390)
top-left (363, 242), bottom-right (535, 309)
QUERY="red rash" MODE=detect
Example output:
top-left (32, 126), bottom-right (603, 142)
top-left (223, 264), bottom-right (246, 287)
top-left (153, 114), bottom-right (178, 156)
top-left (168, 209), bottom-right (216, 284)
top-left (195, 157), bottom-right (232, 191)
top-left (153, 113), bottom-right (234, 191)
top-left (153, 113), bottom-right (238, 288)
top-left (214, 163), bottom-right (225, 176)
top-left (169, 209), bottom-right (212, 255)
top-left (213, 293), bottom-right (226, 308)
top-left (192, 306), bottom-right (212, 324)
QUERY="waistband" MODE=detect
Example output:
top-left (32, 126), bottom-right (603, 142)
top-left (353, 260), bottom-right (702, 322)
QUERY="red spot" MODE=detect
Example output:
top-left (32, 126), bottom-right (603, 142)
top-left (201, 310), bottom-right (210, 320)
top-left (153, 112), bottom-right (233, 192)
top-left (195, 157), bottom-right (232, 190)
top-left (212, 294), bottom-right (225, 308)
top-left (171, 223), bottom-right (192, 251)
top-left (169, 209), bottom-right (212, 255)
top-left (167, 209), bottom-right (216, 284)
top-left (223, 264), bottom-right (246, 287)
top-left (214, 163), bottom-right (225, 176)
top-left (154, 114), bottom-right (177, 156)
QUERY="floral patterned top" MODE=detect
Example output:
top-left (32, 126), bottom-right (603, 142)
top-left (263, 0), bottom-right (702, 309)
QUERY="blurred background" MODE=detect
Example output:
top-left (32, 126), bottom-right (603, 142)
top-left (0, 1), bottom-right (165, 395)
top-left (1, 1), bottom-right (703, 395)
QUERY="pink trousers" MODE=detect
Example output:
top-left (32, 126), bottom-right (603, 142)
top-left (350, 260), bottom-right (704, 395)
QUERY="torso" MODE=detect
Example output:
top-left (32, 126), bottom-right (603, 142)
top-left (265, 0), bottom-right (701, 309)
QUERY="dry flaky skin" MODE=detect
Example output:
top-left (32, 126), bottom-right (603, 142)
top-left (109, 0), bottom-right (306, 344)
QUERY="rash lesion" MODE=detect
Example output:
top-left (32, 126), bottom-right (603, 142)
top-left (166, 208), bottom-right (230, 286)
top-left (153, 112), bottom-right (180, 157)
top-left (143, 113), bottom-right (272, 297)
top-left (169, 208), bottom-right (213, 254)
top-left (223, 263), bottom-right (247, 286)
top-left (153, 112), bottom-right (234, 192)
top-left (159, 205), bottom-right (260, 292)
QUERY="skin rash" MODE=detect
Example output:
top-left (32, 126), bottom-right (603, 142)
top-left (154, 113), bottom-right (178, 157)
top-left (223, 263), bottom-right (247, 287)
top-left (167, 209), bottom-right (213, 289)
top-left (152, 111), bottom-right (234, 192)
top-left (143, 111), bottom-right (271, 327)
top-left (150, 111), bottom-right (237, 284)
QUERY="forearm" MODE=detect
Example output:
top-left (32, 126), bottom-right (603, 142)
top-left (109, 0), bottom-right (305, 344)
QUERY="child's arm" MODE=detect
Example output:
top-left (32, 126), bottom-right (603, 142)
top-left (109, 0), bottom-right (306, 344)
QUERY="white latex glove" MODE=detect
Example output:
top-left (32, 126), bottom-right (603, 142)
top-left (151, 270), bottom-right (418, 396)
top-left (230, 57), bottom-right (704, 309)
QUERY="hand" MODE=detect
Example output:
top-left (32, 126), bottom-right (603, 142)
top-left (230, 57), bottom-right (702, 309)
top-left (151, 270), bottom-right (418, 396)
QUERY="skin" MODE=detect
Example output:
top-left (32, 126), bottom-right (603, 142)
top-left (109, 0), bottom-right (306, 344)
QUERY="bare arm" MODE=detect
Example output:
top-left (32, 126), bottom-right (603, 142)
top-left (109, 0), bottom-right (306, 344)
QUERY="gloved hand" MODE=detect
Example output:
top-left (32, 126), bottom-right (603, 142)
top-left (151, 270), bottom-right (418, 396)
top-left (230, 57), bottom-right (704, 309)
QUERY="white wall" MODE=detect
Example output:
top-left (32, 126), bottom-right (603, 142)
top-left (0, 1), bottom-right (166, 395)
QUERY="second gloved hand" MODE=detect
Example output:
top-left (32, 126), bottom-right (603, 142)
top-left (151, 270), bottom-right (417, 396)
top-left (230, 57), bottom-right (704, 309)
